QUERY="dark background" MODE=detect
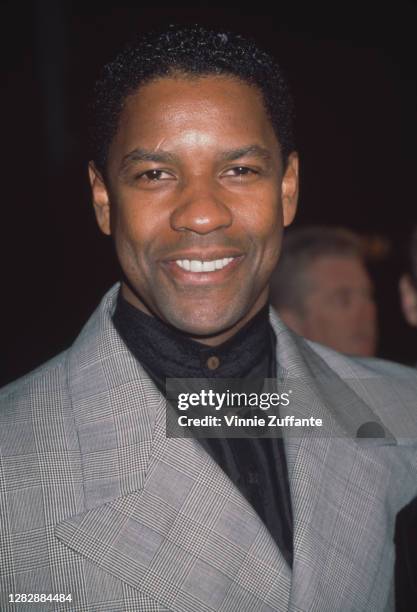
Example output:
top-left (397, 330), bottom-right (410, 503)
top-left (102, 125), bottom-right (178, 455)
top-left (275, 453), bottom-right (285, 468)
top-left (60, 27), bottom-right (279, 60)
top-left (2, 1), bottom-right (417, 386)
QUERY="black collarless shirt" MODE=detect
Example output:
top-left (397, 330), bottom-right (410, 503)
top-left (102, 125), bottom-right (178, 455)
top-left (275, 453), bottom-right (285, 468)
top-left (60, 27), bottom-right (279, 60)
top-left (113, 292), bottom-right (293, 567)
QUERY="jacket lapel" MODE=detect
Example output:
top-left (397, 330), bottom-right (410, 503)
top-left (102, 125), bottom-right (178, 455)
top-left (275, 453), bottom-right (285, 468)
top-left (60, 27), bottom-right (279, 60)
top-left (56, 286), bottom-right (291, 611)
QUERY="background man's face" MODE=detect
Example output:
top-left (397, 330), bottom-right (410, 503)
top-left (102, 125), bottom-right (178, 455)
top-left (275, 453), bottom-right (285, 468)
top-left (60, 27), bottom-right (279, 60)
top-left (90, 75), bottom-right (298, 341)
top-left (289, 255), bottom-right (378, 356)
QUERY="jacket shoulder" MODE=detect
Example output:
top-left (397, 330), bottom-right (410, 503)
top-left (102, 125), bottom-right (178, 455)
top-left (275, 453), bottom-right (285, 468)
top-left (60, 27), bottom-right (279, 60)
top-left (307, 339), bottom-right (417, 379)
top-left (0, 350), bottom-right (69, 415)
top-left (306, 339), bottom-right (417, 439)
top-left (0, 348), bottom-right (81, 489)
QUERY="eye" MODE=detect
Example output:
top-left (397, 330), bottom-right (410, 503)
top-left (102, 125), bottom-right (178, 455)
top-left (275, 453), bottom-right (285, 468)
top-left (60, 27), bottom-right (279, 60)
top-left (136, 169), bottom-right (175, 182)
top-left (223, 166), bottom-right (258, 177)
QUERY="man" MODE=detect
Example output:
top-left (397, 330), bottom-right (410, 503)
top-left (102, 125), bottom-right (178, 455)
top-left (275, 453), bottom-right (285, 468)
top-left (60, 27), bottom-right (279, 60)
top-left (1, 25), bottom-right (416, 612)
top-left (270, 226), bottom-right (378, 356)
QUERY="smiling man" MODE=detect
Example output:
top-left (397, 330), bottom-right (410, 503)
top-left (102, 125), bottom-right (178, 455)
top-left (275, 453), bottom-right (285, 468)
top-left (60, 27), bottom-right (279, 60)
top-left (1, 25), bottom-right (416, 612)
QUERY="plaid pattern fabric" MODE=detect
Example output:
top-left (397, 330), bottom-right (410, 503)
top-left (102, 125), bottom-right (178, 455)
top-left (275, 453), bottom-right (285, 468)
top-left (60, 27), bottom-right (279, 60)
top-left (1, 283), bottom-right (416, 611)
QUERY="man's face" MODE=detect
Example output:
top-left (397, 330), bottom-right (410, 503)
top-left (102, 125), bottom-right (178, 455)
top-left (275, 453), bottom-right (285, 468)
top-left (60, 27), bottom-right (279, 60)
top-left (295, 255), bottom-right (378, 357)
top-left (90, 75), bottom-right (298, 343)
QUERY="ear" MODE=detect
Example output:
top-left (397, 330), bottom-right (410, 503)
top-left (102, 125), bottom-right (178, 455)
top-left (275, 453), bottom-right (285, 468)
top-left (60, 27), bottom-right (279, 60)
top-left (399, 274), bottom-right (417, 326)
top-left (281, 152), bottom-right (299, 228)
top-left (88, 161), bottom-right (111, 236)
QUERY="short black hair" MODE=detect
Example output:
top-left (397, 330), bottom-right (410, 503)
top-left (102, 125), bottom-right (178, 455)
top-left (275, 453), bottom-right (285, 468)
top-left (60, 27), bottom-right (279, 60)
top-left (90, 24), bottom-right (295, 176)
top-left (270, 226), bottom-right (366, 315)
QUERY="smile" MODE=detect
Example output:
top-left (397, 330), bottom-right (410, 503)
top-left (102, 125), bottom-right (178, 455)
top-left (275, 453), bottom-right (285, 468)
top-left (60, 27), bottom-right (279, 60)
top-left (175, 257), bottom-right (235, 272)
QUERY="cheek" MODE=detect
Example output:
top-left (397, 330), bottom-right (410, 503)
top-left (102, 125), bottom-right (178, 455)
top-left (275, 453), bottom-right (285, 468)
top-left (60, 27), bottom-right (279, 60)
top-left (111, 197), bottom-right (164, 257)
top-left (259, 207), bottom-right (284, 265)
top-left (248, 213), bottom-right (284, 286)
top-left (306, 299), bottom-right (334, 329)
top-left (109, 210), bottom-right (148, 284)
top-left (261, 191), bottom-right (284, 237)
top-left (241, 192), bottom-right (283, 247)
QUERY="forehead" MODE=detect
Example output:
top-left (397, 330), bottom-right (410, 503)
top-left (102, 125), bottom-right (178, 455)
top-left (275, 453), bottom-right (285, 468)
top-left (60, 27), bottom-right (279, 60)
top-left (109, 75), bottom-right (280, 159)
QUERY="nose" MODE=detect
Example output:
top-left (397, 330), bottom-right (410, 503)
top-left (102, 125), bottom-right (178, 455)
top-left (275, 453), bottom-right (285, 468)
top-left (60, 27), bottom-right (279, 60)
top-left (170, 178), bottom-right (233, 235)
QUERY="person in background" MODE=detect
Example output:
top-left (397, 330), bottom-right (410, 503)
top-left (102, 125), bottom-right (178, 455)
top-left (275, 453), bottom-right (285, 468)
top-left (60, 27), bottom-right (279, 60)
top-left (399, 226), bottom-right (417, 328)
top-left (270, 225), bottom-right (378, 356)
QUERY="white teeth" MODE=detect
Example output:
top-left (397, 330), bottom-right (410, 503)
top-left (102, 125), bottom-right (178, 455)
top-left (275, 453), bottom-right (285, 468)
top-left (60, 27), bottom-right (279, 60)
top-left (175, 257), bottom-right (235, 272)
top-left (190, 260), bottom-right (202, 272)
top-left (202, 260), bottom-right (216, 272)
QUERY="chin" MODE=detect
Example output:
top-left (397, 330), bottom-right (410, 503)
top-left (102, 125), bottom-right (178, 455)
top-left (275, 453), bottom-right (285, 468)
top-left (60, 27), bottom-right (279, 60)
top-left (169, 315), bottom-right (233, 338)
top-left (160, 303), bottom-right (244, 340)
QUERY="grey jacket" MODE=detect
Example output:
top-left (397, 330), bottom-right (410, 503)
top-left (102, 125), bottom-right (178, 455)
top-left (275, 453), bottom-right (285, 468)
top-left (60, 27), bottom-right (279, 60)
top-left (1, 284), bottom-right (416, 611)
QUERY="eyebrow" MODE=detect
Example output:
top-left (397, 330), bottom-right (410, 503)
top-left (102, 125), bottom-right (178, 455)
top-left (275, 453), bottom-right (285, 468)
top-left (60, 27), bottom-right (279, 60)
top-left (119, 143), bottom-right (273, 176)
top-left (119, 148), bottom-right (177, 174)
top-left (218, 145), bottom-right (273, 163)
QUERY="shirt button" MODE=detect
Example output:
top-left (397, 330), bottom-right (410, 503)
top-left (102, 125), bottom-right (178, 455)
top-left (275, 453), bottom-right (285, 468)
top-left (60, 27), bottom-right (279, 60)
top-left (206, 356), bottom-right (220, 370)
